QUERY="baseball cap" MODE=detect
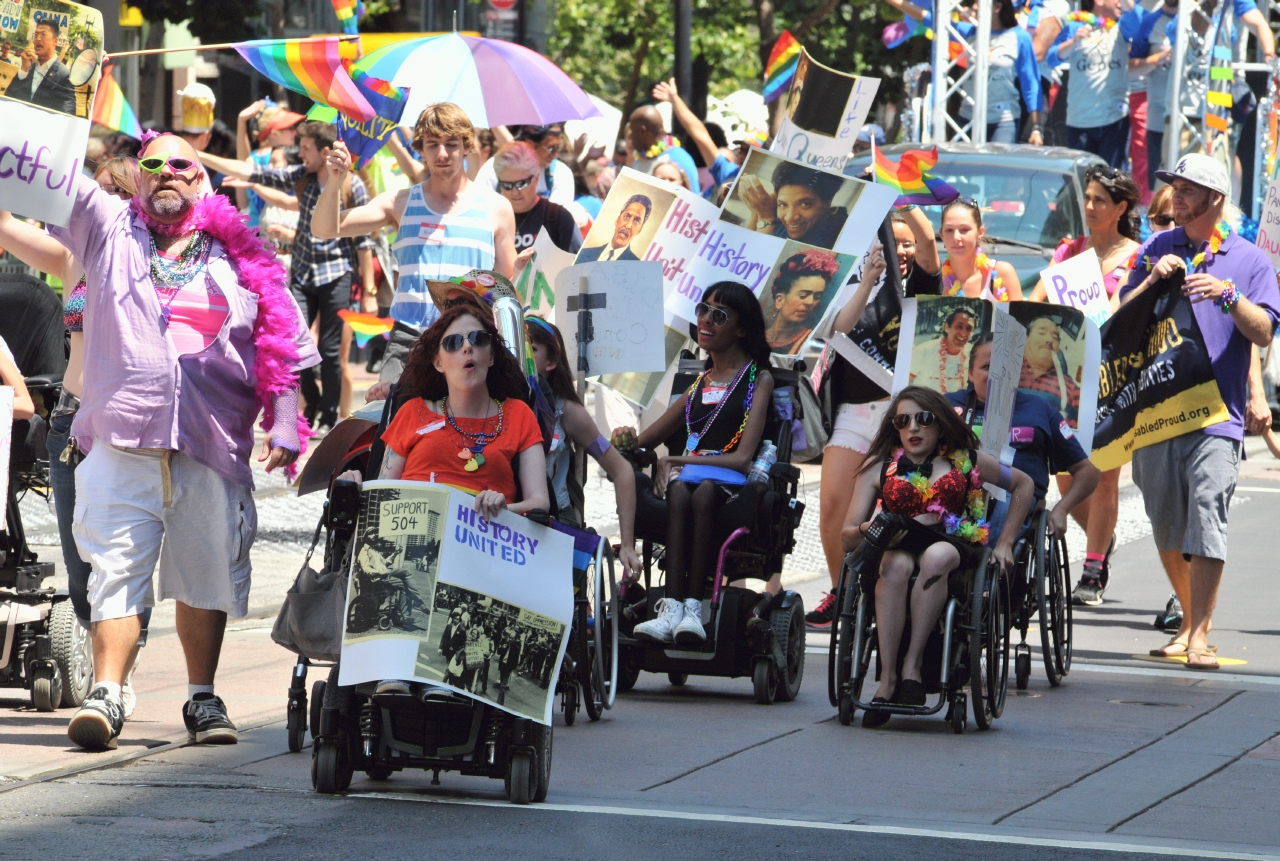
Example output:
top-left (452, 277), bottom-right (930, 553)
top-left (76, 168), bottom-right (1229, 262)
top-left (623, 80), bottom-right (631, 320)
top-left (1155, 153), bottom-right (1230, 197)
top-left (257, 107), bottom-right (306, 142)
top-left (856, 123), bottom-right (887, 146)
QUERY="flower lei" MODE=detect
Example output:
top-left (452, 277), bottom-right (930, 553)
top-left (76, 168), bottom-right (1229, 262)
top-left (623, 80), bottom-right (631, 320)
top-left (1188, 220), bottom-right (1230, 271)
top-left (942, 252), bottom-right (1007, 301)
top-left (644, 134), bottom-right (682, 160)
top-left (888, 447), bottom-right (991, 545)
top-left (1068, 11), bottom-right (1116, 31)
top-left (936, 338), bottom-right (965, 394)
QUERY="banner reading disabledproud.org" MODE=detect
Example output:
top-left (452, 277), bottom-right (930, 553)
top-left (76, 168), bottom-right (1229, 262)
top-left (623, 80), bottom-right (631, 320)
top-left (1090, 272), bottom-right (1228, 471)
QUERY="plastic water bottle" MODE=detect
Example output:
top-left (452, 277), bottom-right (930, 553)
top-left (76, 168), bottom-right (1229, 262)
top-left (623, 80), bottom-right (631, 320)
top-left (748, 440), bottom-right (777, 485)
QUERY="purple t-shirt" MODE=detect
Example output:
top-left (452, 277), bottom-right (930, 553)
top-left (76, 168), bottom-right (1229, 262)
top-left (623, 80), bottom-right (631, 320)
top-left (1120, 228), bottom-right (1280, 442)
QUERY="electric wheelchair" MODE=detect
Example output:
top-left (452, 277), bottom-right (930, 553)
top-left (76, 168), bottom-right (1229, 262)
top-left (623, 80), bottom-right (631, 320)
top-left (614, 358), bottom-right (808, 704)
top-left (827, 510), bottom-right (1011, 733)
top-left (0, 274), bottom-right (92, 712)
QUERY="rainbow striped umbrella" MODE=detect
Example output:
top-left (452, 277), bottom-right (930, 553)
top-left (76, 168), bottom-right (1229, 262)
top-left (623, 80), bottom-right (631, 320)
top-left (358, 33), bottom-right (599, 128)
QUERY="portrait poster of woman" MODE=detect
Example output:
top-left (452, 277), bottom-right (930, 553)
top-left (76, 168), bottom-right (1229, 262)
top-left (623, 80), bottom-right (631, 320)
top-left (758, 244), bottom-right (855, 355)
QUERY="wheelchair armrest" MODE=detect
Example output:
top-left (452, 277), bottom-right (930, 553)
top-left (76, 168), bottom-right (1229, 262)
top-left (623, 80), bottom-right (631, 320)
top-left (621, 446), bottom-right (658, 472)
top-left (23, 373), bottom-right (63, 390)
top-left (526, 509), bottom-right (551, 526)
top-left (769, 462), bottom-right (800, 481)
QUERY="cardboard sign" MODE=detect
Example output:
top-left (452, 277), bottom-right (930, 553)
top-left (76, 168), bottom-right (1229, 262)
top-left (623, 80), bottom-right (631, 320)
top-left (339, 482), bottom-right (574, 725)
top-left (553, 260), bottom-right (668, 377)
top-left (1256, 178), bottom-right (1280, 270)
top-left (1039, 247), bottom-right (1111, 328)
top-left (515, 227), bottom-right (575, 322)
top-left (771, 49), bottom-right (879, 173)
top-left (980, 308), bottom-right (1026, 470)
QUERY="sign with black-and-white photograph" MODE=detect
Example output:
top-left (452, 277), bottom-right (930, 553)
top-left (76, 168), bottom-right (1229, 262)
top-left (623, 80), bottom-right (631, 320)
top-left (338, 482), bottom-right (574, 725)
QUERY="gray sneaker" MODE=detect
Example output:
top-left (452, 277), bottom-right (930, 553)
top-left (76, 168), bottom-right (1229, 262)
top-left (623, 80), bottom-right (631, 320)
top-left (68, 686), bottom-right (125, 751)
top-left (1072, 563), bottom-right (1106, 606)
top-left (182, 693), bottom-right (239, 744)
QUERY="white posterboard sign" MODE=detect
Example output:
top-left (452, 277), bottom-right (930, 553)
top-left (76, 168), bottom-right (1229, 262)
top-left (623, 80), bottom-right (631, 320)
top-left (0, 386), bottom-right (10, 526)
top-left (554, 261), bottom-right (668, 378)
top-left (770, 49), bottom-right (879, 173)
top-left (981, 309), bottom-right (1026, 464)
top-left (515, 227), bottom-right (577, 324)
top-left (0, 100), bottom-right (90, 226)
top-left (1256, 178), bottom-right (1280, 270)
top-left (338, 482), bottom-right (574, 726)
top-left (1039, 247), bottom-right (1111, 328)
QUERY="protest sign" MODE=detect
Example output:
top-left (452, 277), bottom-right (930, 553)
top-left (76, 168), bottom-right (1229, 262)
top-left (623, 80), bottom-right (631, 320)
top-left (0, 0), bottom-right (101, 226)
top-left (771, 48), bottom-right (879, 173)
top-left (894, 295), bottom-right (993, 396)
top-left (1091, 272), bottom-right (1228, 471)
top-left (980, 308), bottom-right (1026, 471)
top-left (515, 227), bottom-right (575, 321)
top-left (1257, 178), bottom-right (1280, 269)
top-left (553, 260), bottom-right (667, 378)
top-left (1006, 301), bottom-right (1100, 452)
top-left (339, 482), bottom-right (574, 725)
top-left (1039, 247), bottom-right (1111, 328)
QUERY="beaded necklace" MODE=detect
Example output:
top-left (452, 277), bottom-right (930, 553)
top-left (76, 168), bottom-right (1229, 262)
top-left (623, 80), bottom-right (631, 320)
top-left (685, 361), bottom-right (756, 455)
top-left (1068, 11), bottom-right (1116, 31)
top-left (942, 251), bottom-right (1006, 301)
top-left (443, 396), bottom-right (504, 472)
top-left (149, 230), bottom-right (212, 326)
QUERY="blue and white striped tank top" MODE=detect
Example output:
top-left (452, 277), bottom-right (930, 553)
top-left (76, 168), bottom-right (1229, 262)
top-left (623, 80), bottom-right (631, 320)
top-left (391, 183), bottom-right (496, 331)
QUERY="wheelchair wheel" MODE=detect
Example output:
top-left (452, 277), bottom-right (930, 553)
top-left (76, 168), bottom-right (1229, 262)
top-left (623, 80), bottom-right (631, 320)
top-left (31, 666), bottom-right (61, 713)
top-left (310, 679), bottom-right (326, 739)
top-left (828, 564), bottom-right (849, 708)
top-left (968, 552), bottom-right (1010, 730)
top-left (668, 671), bottom-right (688, 686)
top-left (752, 659), bottom-right (776, 704)
top-left (313, 731), bottom-right (353, 794)
top-left (1038, 531), bottom-right (1073, 685)
top-left (287, 693), bottom-right (307, 753)
top-left (617, 648), bottom-right (642, 693)
top-left (585, 541), bottom-right (619, 719)
top-left (49, 601), bottom-right (93, 708)
top-left (561, 676), bottom-right (578, 726)
top-left (508, 753), bottom-right (534, 804)
top-left (772, 599), bottom-right (805, 702)
top-left (833, 569), bottom-right (873, 724)
top-left (533, 722), bottom-right (552, 803)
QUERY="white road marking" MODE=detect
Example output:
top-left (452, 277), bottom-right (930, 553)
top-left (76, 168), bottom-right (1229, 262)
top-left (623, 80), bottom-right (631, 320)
top-left (1235, 486), bottom-right (1280, 493)
top-left (346, 792), bottom-right (1280, 859)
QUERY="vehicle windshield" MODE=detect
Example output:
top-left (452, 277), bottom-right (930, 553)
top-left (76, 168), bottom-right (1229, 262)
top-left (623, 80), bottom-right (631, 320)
top-left (918, 164), bottom-right (1083, 249)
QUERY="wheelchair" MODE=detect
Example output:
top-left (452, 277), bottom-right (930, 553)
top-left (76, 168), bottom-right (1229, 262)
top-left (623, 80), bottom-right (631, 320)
top-left (1009, 500), bottom-right (1072, 689)
top-left (0, 274), bottom-right (91, 712)
top-left (614, 359), bottom-right (808, 704)
top-left (552, 522), bottom-right (619, 725)
top-left (827, 511), bottom-right (1010, 733)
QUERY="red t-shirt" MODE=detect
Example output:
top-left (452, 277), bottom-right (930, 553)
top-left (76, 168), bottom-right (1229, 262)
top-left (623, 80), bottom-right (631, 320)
top-left (381, 397), bottom-right (544, 502)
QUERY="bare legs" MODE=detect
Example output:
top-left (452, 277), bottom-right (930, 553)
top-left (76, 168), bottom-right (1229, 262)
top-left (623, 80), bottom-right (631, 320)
top-left (1154, 549), bottom-right (1220, 665)
top-left (664, 480), bottom-right (721, 602)
top-left (339, 322), bottom-right (354, 420)
top-left (92, 602), bottom-right (226, 687)
top-left (820, 446), bottom-right (868, 589)
top-left (1059, 466), bottom-right (1121, 556)
top-left (91, 615), bottom-right (143, 686)
top-left (871, 542), bottom-right (961, 700)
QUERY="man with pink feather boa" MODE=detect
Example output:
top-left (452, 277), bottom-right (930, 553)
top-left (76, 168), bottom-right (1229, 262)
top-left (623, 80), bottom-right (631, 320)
top-left (42, 132), bottom-right (319, 752)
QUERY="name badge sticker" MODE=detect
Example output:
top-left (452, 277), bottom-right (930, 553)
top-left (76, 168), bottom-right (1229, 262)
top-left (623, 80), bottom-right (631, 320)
top-left (416, 419), bottom-right (447, 435)
top-left (702, 387), bottom-right (727, 405)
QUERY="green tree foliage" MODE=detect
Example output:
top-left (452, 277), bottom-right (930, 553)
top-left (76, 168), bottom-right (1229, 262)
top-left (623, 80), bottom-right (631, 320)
top-left (132, 0), bottom-right (266, 44)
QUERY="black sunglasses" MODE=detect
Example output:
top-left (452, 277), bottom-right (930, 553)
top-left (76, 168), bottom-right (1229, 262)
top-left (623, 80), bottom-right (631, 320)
top-left (441, 331), bottom-right (493, 353)
top-left (694, 302), bottom-right (731, 327)
top-left (498, 176), bottom-right (535, 192)
top-left (1150, 214), bottom-right (1175, 227)
top-left (892, 411), bottom-right (936, 430)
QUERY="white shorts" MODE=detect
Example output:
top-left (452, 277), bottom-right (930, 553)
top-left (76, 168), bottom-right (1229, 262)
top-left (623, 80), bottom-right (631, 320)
top-left (73, 445), bottom-right (258, 622)
top-left (826, 401), bottom-right (889, 454)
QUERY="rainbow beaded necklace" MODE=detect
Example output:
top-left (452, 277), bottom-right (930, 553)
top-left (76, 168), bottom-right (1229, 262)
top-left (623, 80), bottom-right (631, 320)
top-left (685, 361), bottom-right (757, 455)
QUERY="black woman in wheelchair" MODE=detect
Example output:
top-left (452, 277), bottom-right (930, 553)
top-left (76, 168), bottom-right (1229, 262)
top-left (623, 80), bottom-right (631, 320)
top-left (841, 385), bottom-right (1034, 727)
top-left (336, 302), bottom-right (549, 695)
top-left (610, 281), bottom-right (774, 646)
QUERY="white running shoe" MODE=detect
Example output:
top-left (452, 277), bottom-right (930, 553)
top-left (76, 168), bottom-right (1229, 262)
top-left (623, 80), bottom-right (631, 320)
top-left (375, 679), bottom-right (412, 695)
top-left (633, 598), bottom-right (684, 644)
top-left (673, 598), bottom-right (707, 645)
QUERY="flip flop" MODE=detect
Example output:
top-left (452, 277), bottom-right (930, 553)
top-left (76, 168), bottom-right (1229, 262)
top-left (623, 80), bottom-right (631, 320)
top-left (1149, 640), bottom-right (1218, 657)
top-left (1185, 649), bottom-right (1220, 671)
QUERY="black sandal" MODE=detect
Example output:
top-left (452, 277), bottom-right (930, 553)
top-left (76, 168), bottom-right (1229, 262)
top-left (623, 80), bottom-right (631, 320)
top-left (862, 697), bottom-right (891, 728)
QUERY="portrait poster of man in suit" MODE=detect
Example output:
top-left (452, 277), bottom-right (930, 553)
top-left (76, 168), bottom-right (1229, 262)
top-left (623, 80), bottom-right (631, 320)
top-left (575, 171), bottom-right (675, 264)
top-left (0, 3), bottom-right (103, 120)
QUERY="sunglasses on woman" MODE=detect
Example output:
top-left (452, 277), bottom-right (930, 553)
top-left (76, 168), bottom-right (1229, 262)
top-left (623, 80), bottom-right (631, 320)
top-left (694, 302), bottom-right (731, 327)
top-left (1150, 214), bottom-right (1175, 227)
top-left (498, 176), bottom-right (535, 192)
top-left (892, 411), bottom-right (936, 430)
top-left (441, 331), bottom-right (493, 353)
top-left (139, 156), bottom-right (200, 175)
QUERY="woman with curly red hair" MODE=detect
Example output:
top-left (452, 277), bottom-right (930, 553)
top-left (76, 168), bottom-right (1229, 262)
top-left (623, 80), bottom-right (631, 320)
top-left (764, 249), bottom-right (841, 353)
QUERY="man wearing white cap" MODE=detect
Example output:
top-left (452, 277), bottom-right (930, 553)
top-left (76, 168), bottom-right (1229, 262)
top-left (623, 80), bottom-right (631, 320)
top-left (1118, 153), bottom-right (1280, 670)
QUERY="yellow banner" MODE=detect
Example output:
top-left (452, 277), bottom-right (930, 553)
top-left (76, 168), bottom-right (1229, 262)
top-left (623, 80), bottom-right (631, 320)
top-left (1206, 91), bottom-right (1234, 108)
top-left (1090, 380), bottom-right (1229, 471)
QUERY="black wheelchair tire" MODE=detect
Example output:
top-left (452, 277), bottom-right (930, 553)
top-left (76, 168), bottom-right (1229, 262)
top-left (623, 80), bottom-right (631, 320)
top-left (507, 753), bottom-right (534, 804)
top-left (287, 698), bottom-right (307, 753)
top-left (838, 693), bottom-right (854, 726)
top-left (773, 599), bottom-right (805, 702)
top-left (828, 564), bottom-right (850, 708)
top-left (969, 553), bottom-right (999, 730)
top-left (310, 679), bottom-right (326, 739)
top-left (562, 679), bottom-right (577, 726)
top-left (1039, 531), bottom-right (1073, 685)
top-left (667, 671), bottom-right (688, 686)
top-left (752, 658), bottom-right (776, 704)
top-left (313, 731), bottom-right (352, 794)
top-left (617, 649), bottom-right (641, 693)
top-left (31, 667), bottom-right (60, 713)
top-left (533, 722), bottom-right (552, 803)
top-left (365, 765), bottom-right (393, 781)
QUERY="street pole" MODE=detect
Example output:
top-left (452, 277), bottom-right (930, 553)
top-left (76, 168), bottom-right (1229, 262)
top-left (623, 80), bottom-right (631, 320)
top-left (674, 0), bottom-right (692, 107)
top-left (1165, 0), bottom-right (1192, 172)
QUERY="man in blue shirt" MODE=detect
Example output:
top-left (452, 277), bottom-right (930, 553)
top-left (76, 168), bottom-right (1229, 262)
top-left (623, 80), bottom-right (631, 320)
top-left (650, 79), bottom-right (742, 201)
top-left (946, 334), bottom-right (1099, 546)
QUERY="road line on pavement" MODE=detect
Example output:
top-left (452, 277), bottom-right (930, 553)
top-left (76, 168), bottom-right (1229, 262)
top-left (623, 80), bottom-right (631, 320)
top-left (992, 691), bottom-right (1244, 826)
top-left (1235, 486), bottom-right (1280, 492)
top-left (345, 793), bottom-right (1280, 860)
top-left (639, 728), bottom-right (802, 791)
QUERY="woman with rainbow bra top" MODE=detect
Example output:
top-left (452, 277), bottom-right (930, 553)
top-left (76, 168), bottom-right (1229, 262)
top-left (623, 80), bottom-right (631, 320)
top-left (939, 199), bottom-right (1022, 302)
top-left (611, 282), bottom-right (775, 647)
top-left (840, 386), bottom-right (1033, 727)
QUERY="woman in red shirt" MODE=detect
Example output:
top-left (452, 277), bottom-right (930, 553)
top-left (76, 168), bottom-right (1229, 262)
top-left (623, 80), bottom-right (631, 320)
top-left (355, 304), bottom-right (549, 521)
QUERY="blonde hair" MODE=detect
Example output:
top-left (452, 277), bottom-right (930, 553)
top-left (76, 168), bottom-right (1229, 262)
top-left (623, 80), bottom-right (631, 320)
top-left (492, 141), bottom-right (540, 176)
top-left (412, 102), bottom-right (476, 154)
top-left (1147, 184), bottom-right (1173, 218)
top-left (93, 155), bottom-right (141, 200)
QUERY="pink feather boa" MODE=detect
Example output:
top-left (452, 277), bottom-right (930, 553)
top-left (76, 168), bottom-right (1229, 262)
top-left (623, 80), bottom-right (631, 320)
top-left (131, 193), bottom-right (314, 476)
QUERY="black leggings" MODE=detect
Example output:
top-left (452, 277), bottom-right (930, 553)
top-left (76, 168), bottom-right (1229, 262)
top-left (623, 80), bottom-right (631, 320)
top-left (663, 479), bottom-right (729, 602)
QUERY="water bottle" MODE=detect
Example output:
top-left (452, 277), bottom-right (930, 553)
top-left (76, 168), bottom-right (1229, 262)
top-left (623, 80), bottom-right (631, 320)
top-left (748, 440), bottom-right (777, 485)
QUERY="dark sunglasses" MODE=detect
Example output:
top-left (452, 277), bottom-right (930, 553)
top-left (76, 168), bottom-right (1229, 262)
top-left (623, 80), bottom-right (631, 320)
top-left (441, 330), bottom-right (493, 353)
top-left (892, 411), bottom-right (936, 430)
top-left (498, 176), bottom-right (535, 192)
top-left (694, 302), bottom-right (731, 327)
top-left (1150, 214), bottom-right (1175, 227)
top-left (139, 156), bottom-right (199, 174)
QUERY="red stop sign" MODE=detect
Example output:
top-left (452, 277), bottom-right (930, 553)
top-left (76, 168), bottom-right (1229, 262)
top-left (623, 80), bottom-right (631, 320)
top-left (488, 0), bottom-right (516, 10)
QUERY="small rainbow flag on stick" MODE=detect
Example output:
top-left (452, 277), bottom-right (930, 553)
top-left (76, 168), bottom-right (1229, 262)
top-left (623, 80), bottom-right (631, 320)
top-left (235, 38), bottom-right (375, 122)
top-left (763, 31), bottom-right (801, 104)
top-left (337, 310), bottom-right (394, 348)
top-left (331, 0), bottom-right (365, 36)
top-left (873, 145), bottom-right (960, 207)
top-left (91, 64), bottom-right (142, 139)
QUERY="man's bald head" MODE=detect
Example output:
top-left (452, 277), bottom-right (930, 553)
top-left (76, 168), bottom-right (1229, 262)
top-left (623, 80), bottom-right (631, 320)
top-left (628, 106), bottom-right (664, 153)
top-left (138, 133), bottom-right (207, 225)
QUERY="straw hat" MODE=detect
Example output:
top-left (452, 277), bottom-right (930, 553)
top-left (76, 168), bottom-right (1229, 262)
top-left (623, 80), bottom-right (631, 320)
top-left (427, 270), bottom-right (519, 313)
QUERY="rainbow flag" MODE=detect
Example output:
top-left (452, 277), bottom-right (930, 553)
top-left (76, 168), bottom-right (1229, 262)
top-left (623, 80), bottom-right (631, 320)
top-left (331, 0), bottom-right (365, 35)
top-left (338, 310), bottom-right (393, 348)
top-left (873, 145), bottom-right (959, 207)
top-left (90, 64), bottom-right (142, 139)
top-left (235, 38), bottom-right (375, 122)
top-left (763, 31), bottom-right (801, 104)
top-left (882, 14), bottom-right (933, 49)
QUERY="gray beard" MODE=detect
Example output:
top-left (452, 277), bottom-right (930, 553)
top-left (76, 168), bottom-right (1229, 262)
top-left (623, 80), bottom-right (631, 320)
top-left (146, 191), bottom-right (194, 218)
